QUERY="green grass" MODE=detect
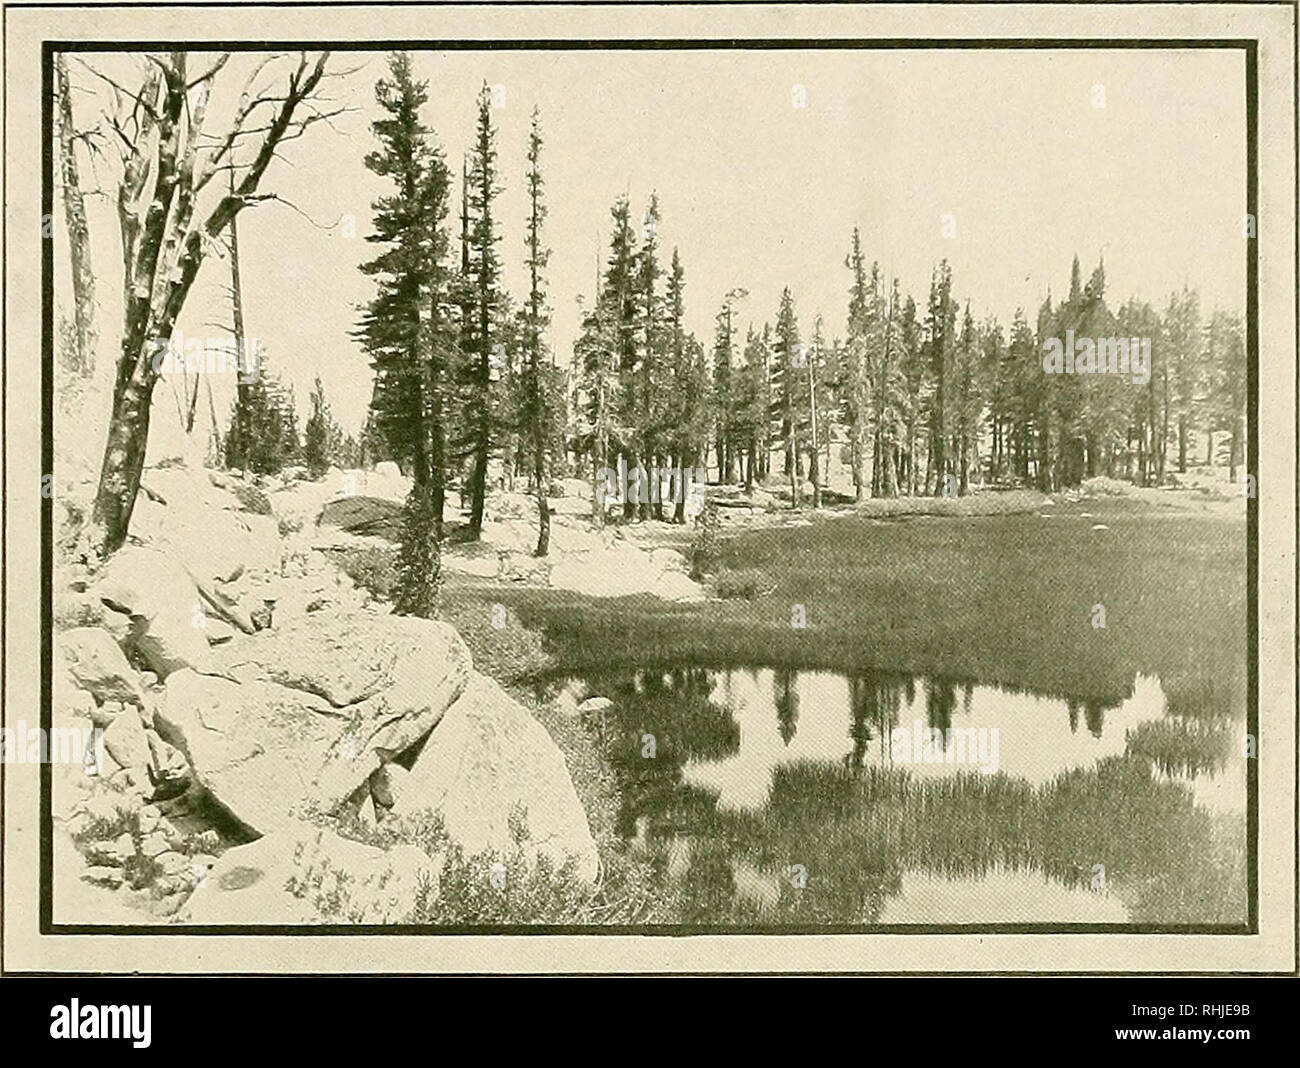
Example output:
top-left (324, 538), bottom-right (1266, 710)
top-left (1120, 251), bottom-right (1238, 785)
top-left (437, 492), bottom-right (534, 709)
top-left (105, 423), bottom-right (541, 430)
top-left (497, 497), bottom-right (1245, 715)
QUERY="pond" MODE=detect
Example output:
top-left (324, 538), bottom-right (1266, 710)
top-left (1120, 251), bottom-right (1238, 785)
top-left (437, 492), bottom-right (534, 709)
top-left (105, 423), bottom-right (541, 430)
top-left (540, 665), bottom-right (1247, 926)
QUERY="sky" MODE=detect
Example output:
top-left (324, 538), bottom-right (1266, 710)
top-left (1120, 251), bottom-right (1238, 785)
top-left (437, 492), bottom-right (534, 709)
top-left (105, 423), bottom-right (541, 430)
top-left (57, 46), bottom-right (1247, 442)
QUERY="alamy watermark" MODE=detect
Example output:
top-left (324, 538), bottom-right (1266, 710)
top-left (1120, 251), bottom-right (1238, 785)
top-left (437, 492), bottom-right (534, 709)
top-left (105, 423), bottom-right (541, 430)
top-left (889, 721), bottom-right (1000, 774)
top-left (149, 328), bottom-right (262, 383)
top-left (595, 464), bottom-right (707, 516)
top-left (1043, 330), bottom-right (1151, 385)
top-left (0, 720), bottom-right (105, 771)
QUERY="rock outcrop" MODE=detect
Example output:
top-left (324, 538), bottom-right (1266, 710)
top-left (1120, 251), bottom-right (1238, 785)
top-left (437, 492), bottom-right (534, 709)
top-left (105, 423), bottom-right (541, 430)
top-left (93, 546), bottom-right (213, 678)
top-left (181, 817), bottom-right (437, 924)
top-left (390, 672), bottom-right (600, 885)
top-left (154, 612), bottom-right (473, 832)
top-left (56, 461), bottom-right (607, 923)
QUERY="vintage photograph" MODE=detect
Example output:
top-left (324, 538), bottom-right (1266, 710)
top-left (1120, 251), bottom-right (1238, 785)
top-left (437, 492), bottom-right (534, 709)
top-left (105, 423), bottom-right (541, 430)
top-left (8, 0), bottom-right (1284, 963)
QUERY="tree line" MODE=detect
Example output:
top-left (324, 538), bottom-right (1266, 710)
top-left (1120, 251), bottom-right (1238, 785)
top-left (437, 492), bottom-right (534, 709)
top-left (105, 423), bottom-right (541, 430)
top-left (58, 49), bottom-right (1246, 609)
top-left (355, 51), bottom-right (1247, 617)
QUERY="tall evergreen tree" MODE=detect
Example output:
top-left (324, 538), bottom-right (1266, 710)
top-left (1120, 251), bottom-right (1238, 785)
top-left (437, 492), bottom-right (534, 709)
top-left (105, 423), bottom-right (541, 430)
top-left (770, 287), bottom-right (806, 507)
top-left (599, 196), bottom-right (641, 515)
top-left (356, 52), bottom-right (454, 616)
top-left (842, 228), bottom-right (872, 500)
top-left (1164, 284), bottom-right (1202, 475)
top-left (662, 249), bottom-right (709, 520)
top-left (635, 194), bottom-right (664, 519)
top-left (462, 82), bottom-right (504, 538)
top-left (520, 108), bottom-right (559, 555)
top-left (925, 261), bottom-right (956, 495)
top-left (303, 375), bottom-right (336, 479)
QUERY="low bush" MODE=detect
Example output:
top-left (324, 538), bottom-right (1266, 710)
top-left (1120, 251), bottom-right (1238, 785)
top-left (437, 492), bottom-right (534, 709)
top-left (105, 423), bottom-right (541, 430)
top-left (335, 545), bottom-right (399, 601)
top-left (713, 568), bottom-right (768, 600)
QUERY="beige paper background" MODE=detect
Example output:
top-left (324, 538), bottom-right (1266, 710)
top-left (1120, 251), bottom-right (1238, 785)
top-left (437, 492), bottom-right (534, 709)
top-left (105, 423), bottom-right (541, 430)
top-left (3, 1), bottom-right (1295, 973)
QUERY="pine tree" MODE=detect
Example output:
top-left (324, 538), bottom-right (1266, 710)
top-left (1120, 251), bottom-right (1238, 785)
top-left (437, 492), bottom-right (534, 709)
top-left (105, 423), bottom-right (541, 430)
top-left (356, 52), bottom-right (455, 617)
top-left (223, 365), bottom-right (299, 475)
top-left (842, 228), bottom-right (872, 500)
top-left (732, 326), bottom-right (768, 493)
top-left (635, 194), bottom-right (664, 519)
top-left (303, 375), bottom-right (335, 479)
top-left (520, 108), bottom-right (559, 555)
top-left (712, 290), bottom-right (748, 485)
top-left (662, 249), bottom-right (708, 521)
top-left (1164, 284), bottom-right (1202, 475)
top-left (574, 295), bottom-right (620, 526)
top-left (462, 82), bottom-right (504, 538)
top-left (770, 287), bottom-right (805, 507)
top-left (925, 261), bottom-right (956, 495)
top-left (898, 295), bottom-right (925, 495)
top-left (1205, 309), bottom-right (1246, 481)
top-left (600, 196), bottom-right (641, 516)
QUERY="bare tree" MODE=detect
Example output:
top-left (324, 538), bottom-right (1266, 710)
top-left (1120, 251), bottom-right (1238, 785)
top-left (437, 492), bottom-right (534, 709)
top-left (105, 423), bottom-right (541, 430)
top-left (55, 53), bottom-right (98, 377)
top-left (83, 50), bottom-right (342, 555)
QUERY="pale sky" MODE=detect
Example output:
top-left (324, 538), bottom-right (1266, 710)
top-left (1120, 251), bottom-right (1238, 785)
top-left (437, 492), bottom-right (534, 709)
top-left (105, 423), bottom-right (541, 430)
top-left (58, 47), bottom-right (1247, 441)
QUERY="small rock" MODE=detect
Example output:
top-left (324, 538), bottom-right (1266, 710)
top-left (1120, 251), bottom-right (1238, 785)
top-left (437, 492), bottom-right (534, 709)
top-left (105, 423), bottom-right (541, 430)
top-left (156, 817), bottom-right (185, 850)
top-left (578, 696), bottom-right (614, 714)
top-left (204, 618), bottom-right (236, 645)
top-left (113, 832), bottom-right (136, 862)
top-left (154, 875), bottom-right (193, 897)
top-left (137, 805), bottom-right (161, 835)
top-left (103, 708), bottom-right (151, 773)
top-left (108, 766), bottom-right (146, 794)
top-left (154, 851), bottom-right (192, 877)
top-left (369, 762), bottom-right (410, 810)
top-left (139, 831), bottom-right (170, 857)
top-left (192, 829), bottom-right (221, 853)
top-left (89, 699), bottom-right (123, 729)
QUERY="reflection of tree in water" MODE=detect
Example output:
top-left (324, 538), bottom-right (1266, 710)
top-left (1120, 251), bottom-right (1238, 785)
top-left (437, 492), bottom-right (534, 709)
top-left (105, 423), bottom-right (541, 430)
top-left (563, 667), bottom-right (1244, 925)
top-left (773, 670), bottom-right (800, 746)
top-left (924, 677), bottom-right (958, 735)
top-left (585, 666), bottom-right (740, 839)
top-left (1066, 698), bottom-right (1111, 738)
top-left (846, 672), bottom-right (905, 770)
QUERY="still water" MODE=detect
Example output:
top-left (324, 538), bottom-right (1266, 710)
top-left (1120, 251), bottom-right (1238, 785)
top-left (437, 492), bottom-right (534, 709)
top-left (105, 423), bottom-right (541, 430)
top-left (544, 666), bottom-right (1246, 925)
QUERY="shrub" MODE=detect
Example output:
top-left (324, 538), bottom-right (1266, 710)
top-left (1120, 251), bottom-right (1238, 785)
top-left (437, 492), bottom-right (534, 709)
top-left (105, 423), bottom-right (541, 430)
top-left (335, 545), bottom-right (399, 601)
top-left (713, 568), bottom-right (767, 600)
top-left (277, 514), bottom-right (304, 538)
top-left (230, 480), bottom-right (272, 516)
top-left (688, 500), bottom-right (721, 580)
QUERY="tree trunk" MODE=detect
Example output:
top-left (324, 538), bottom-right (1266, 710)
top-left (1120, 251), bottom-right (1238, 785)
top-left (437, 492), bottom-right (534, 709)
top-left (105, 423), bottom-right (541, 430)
top-left (533, 435), bottom-right (550, 555)
top-left (205, 374), bottom-right (221, 459)
top-left (55, 53), bottom-right (97, 377)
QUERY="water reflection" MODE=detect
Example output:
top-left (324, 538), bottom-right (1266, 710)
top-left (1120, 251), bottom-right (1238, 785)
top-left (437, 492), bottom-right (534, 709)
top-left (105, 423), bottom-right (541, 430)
top-left (545, 665), bottom-right (1247, 925)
